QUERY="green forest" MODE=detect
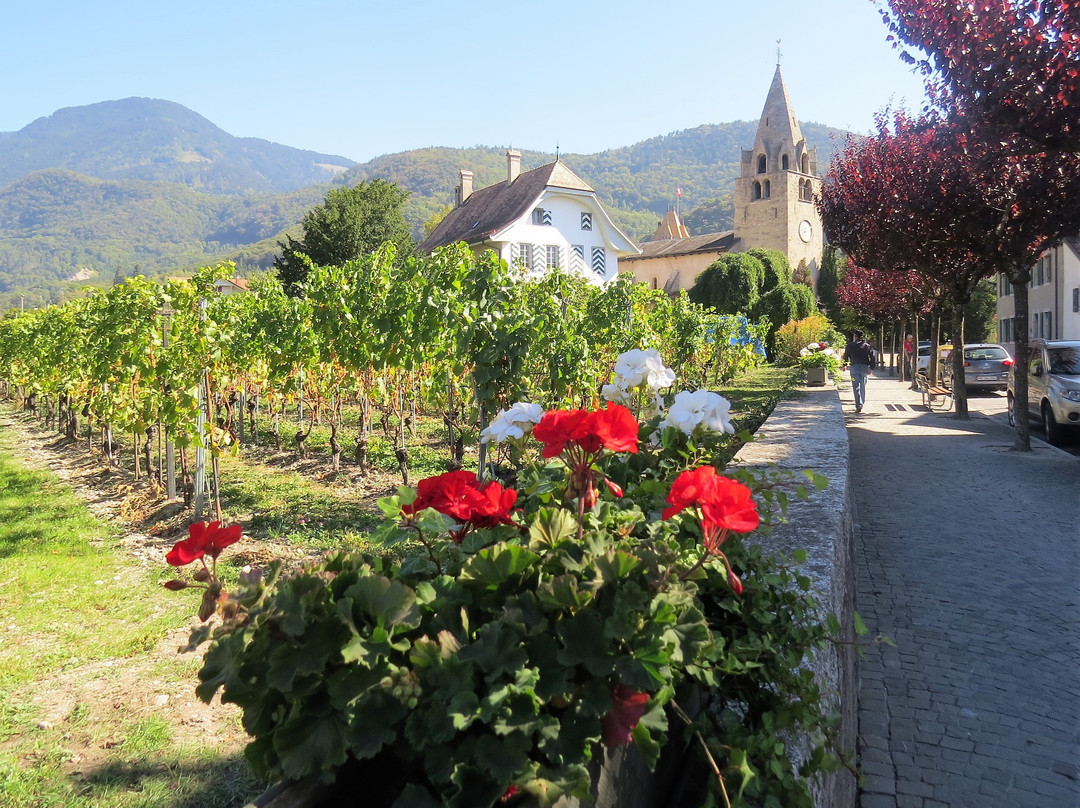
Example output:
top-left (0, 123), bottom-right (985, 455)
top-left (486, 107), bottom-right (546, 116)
top-left (0, 98), bottom-right (849, 310)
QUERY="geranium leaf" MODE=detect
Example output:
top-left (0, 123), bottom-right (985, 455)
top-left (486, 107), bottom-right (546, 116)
top-left (345, 693), bottom-right (408, 758)
top-left (593, 549), bottom-right (641, 585)
top-left (391, 785), bottom-right (441, 808)
top-left (460, 544), bottom-right (539, 588)
top-left (272, 713), bottom-right (349, 780)
top-left (458, 621), bottom-right (528, 679)
top-left (266, 620), bottom-right (345, 691)
top-left (529, 507), bottom-right (578, 547)
top-left (536, 574), bottom-right (594, 610)
top-left (342, 575), bottom-right (420, 630)
top-left (556, 612), bottom-right (615, 676)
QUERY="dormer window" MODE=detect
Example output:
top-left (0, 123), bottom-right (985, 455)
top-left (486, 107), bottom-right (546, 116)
top-left (757, 155), bottom-right (767, 174)
top-left (801, 153), bottom-right (810, 173)
top-left (580, 212), bottom-right (592, 231)
top-left (532, 208), bottom-right (552, 226)
top-left (782, 155), bottom-right (789, 170)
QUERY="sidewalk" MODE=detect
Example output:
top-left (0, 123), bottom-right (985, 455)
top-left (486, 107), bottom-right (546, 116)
top-left (840, 372), bottom-right (1080, 807)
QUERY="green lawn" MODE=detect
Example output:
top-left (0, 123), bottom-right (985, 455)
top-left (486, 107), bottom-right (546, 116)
top-left (0, 426), bottom-right (265, 808)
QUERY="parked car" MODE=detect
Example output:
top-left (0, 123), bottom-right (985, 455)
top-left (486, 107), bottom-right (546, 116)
top-left (941, 343), bottom-right (1013, 391)
top-left (916, 344), bottom-right (952, 376)
top-left (1007, 339), bottom-right (1080, 446)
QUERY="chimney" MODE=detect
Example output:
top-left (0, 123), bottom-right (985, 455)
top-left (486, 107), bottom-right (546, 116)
top-left (506, 150), bottom-right (521, 185)
top-left (455, 169), bottom-right (474, 207)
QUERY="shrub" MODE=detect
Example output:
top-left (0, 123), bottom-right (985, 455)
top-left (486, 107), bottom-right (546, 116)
top-left (774, 316), bottom-right (841, 366)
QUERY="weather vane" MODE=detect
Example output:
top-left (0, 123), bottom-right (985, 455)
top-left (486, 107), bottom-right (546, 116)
top-left (776, 40), bottom-right (782, 66)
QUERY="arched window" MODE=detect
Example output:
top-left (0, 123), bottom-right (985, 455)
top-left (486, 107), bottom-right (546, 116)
top-left (782, 154), bottom-right (789, 170)
top-left (763, 180), bottom-right (771, 198)
top-left (801, 153), bottom-right (809, 173)
top-left (757, 154), bottom-right (767, 174)
top-left (753, 181), bottom-right (762, 200)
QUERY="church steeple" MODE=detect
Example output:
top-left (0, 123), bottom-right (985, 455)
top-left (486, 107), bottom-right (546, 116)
top-left (753, 65), bottom-right (804, 163)
top-left (732, 66), bottom-right (823, 286)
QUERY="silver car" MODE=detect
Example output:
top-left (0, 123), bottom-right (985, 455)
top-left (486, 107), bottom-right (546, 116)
top-left (941, 343), bottom-right (1013, 391)
top-left (1008, 339), bottom-right (1080, 446)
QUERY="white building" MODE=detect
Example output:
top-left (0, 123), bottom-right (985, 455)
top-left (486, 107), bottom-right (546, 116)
top-left (996, 237), bottom-right (1080, 353)
top-left (420, 151), bottom-right (640, 283)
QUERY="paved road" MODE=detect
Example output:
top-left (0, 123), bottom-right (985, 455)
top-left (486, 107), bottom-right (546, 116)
top-left (841, 372), bottom-right (1080, 808)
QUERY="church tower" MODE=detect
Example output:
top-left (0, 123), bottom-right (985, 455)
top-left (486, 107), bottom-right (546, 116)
top-left (733, 64), bottom-right (824, 284)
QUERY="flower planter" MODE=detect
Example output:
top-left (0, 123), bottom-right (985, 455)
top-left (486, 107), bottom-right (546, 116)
top-left (806, 366), bottom-right (828, 386)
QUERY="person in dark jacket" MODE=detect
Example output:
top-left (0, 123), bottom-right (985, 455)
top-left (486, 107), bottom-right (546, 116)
top-left (843, 329), bottom-right (876, 412)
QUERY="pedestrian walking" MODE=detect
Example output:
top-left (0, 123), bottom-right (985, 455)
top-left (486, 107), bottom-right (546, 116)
top-left (843, 329), bottom-right (877, 412)
top-left (903, 333), bottom-right (914, 377)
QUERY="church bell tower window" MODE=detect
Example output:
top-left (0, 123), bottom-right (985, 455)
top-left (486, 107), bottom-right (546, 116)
top-left (782, 155), bottom-right (789, 170)
top-left (757, 154), bottom-right (767, 174)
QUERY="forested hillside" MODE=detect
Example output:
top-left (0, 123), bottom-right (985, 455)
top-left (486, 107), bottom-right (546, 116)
top-left (0, 98), bottom-right (354, 194)
top-left (0, 98), bottom-right (850, 310)
top-left (341, 120), bottom-right (846, 241)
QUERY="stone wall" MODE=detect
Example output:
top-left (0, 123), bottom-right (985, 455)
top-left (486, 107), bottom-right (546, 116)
top-left (734, 383), bottom-right (857, 808)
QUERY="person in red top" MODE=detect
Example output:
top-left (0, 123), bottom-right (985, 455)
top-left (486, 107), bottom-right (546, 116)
top-left (903, 334), bottom-right (914, 377)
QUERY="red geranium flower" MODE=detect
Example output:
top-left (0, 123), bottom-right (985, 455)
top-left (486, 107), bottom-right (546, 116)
top-left (533, 403), bottom-right (639, 459)
top-left (532, 404), bottom-right (638, 519)
top-left (402, 470), bottom-right (517, 543)
top-left (166, 521), bottom-right (242, 566)
top-left (663, 466), bottom-right (759, 537)
top-left (663, 467), bottom-right (758, 593)
top-left (600, 684), bottom-right (650, 747)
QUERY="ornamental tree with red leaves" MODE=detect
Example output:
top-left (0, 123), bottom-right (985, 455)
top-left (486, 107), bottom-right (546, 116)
top-left (881, 0), bottom-right (1080, 154)
top-left (819, 112), bottom-right (1004, 417)
top-left (835, 263), bottom-right (936, 381)
top-left (820, 107), bottom-right (1080, 432)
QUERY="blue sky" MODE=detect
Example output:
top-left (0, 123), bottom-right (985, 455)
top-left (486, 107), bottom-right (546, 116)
top-left (4, 0), bottom-right (929, 163)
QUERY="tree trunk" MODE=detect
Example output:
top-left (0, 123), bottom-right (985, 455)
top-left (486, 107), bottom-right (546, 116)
top-left (1009, 275), bottom-right (1032, 451)
top-left (950, 305), bottom-right (969, 419)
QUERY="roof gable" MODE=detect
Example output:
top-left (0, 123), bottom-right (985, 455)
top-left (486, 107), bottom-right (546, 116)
top-left (420, 161), bottom-right (594, 252)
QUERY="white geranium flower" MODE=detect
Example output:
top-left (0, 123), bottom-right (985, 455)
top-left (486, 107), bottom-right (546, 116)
top-left (480, 402), bottom-right (544, 444)
top-left (505, 401), bottom-right (543, 425)
top-left (611, 348), bottom-right (675, 393)
top-left (660, 389), bottom-right (735, 435)
top-left (601, 383), bottom-right (632, 405)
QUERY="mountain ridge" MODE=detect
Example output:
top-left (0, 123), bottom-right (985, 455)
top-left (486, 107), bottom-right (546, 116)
top-left (0, 98), bottom-right (851, 309)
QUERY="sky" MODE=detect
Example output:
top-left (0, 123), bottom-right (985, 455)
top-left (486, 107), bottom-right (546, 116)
top-left (3, 0), bottom-right (930, 164)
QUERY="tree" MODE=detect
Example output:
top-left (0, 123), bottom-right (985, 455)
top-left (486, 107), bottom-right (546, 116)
top-left (816, 245), bottom-right (845, 326)
top-left (689, 253), bottom-right (765, 315)
top-left (820, 110), bottom-right (1080, 435)
top-left (881, 0), bottom-right (1080, 154)
top-left (275, 180), bottom-right (413, 295)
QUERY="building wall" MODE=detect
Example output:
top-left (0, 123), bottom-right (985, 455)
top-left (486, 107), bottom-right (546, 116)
top-left (494, 192), bottom-right (624, 284)
top-left (622, 251), bottom-right (726, 294)
top-left (995, 241), bottom-right (1080, 353)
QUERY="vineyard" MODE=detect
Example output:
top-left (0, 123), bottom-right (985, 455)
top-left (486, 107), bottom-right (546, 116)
top-left (0, 243), bottom-right (769, 524)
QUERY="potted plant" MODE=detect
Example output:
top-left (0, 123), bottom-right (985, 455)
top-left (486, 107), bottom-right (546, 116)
top-left (798, 343), bottom-right (842, 386)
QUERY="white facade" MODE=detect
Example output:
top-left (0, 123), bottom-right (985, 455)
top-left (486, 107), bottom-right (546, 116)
top-left (996, 239), bottom-right (1080, 353)
top-left (492, 191), bottom-right (631, 285)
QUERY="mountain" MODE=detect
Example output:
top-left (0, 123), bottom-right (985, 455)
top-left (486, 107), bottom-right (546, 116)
top-left (0, 98), bottom-right (354, 195)
top-left (0, 98), bottom-right (851, 309)
top-left (0, 169), bottom-right (325, 302)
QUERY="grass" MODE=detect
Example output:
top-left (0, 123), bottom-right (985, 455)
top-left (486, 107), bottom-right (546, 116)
top-left (0, 426), bottom-right (266, 807)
